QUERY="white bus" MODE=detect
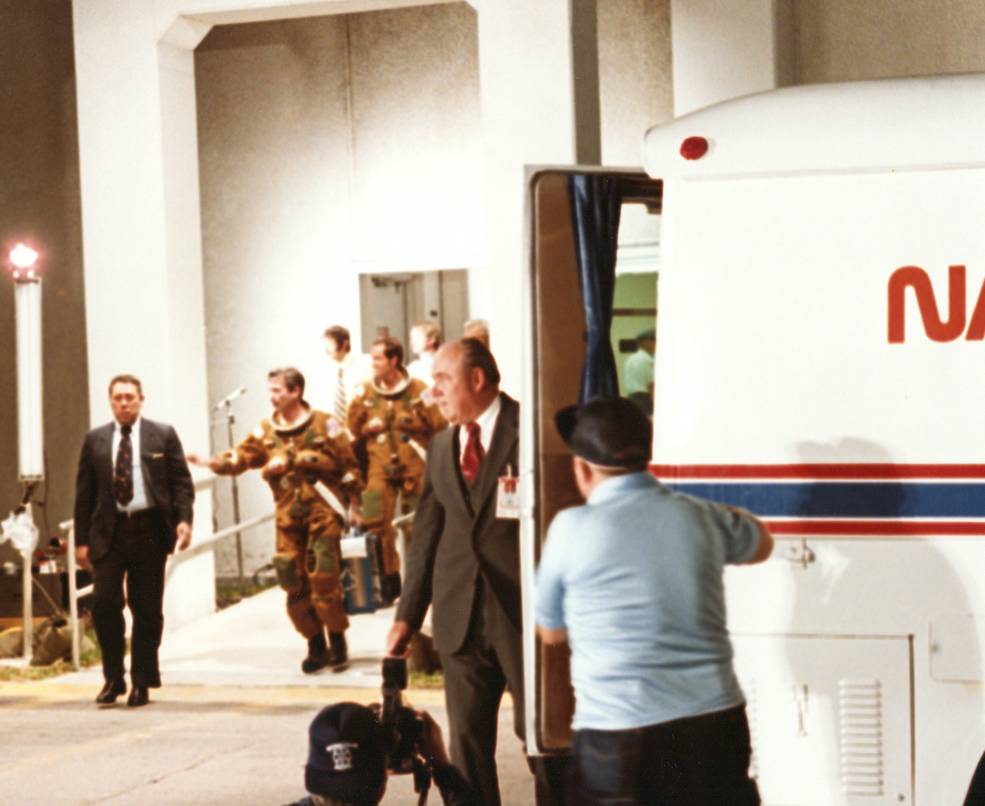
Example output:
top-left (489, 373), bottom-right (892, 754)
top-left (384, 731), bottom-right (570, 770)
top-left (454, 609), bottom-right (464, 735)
top-left (524, 72), bottom-right (985, 805)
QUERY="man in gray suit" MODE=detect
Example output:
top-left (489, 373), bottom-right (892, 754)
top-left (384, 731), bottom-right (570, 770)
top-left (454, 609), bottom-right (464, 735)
top-left (387, 339), bottom-right (565, 805)
top-left (74, 374), bottom-right (195, 707)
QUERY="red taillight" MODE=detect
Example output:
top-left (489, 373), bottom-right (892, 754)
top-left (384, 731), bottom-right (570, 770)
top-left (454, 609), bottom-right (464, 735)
top-left (680, 136), bottom-right (709, 160)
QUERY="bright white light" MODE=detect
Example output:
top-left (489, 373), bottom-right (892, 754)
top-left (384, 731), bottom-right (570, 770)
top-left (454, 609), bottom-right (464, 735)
top-left (9, 243), bottom-right (39, 271)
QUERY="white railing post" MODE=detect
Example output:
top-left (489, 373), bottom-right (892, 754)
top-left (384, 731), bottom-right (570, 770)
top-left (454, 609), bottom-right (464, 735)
top-left (66, 520), bottom-right (80, 669)
top-left (21, 541), bottom-right (32, 664)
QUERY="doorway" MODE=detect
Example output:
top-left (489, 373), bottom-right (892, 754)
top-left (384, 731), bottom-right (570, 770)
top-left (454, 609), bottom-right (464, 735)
top-left (358, 269), bottom-right (469, 355)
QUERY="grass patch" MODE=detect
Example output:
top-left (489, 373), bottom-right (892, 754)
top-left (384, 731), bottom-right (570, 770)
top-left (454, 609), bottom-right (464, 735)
top-left (216, 577), bottom-right (277, 610)
top-left (0, 627), bottom-right (100, 682)
top-left (0, 659), bottom-right (78, 682)
top-left (409, 669), bottom-right (444, 689)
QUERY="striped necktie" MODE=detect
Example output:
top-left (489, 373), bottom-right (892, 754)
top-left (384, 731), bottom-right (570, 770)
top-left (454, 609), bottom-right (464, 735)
top-left (114, 424), bottom-right (134, 505)
top-left (335, 364), bottom-right (347, 422)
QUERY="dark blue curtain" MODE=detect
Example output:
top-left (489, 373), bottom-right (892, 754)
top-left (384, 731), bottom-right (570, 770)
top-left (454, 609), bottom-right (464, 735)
top-left (569, 174), bottom-right (623, 403)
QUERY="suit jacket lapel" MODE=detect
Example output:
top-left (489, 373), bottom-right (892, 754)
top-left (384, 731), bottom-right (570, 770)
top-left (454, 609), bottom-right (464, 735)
top-left (138, 418), bottom-right (155, 490)
top-left (445, 426), bottom-right (475, 518)
top-left (470, 394), bottom-right (517, 513)
top-left (139, 418), bottom-right (159, 459)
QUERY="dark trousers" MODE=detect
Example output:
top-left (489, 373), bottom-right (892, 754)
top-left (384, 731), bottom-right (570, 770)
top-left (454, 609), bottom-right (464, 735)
top-left (964, 750), bottom-right (985, 805)
top-left (440, 582), bottom-right (569, 806)
top-left (91, 510), bottom-right (168, 688)
top-left (569, 705), bottom-right (760, 806)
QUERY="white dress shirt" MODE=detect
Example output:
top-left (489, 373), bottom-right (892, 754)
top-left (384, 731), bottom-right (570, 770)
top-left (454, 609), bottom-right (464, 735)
top-left (406, 353), bottom-right (435, 384)
top-left (112, 417), bottom-right (152, 511)
top-left (316, 351), bottom-right (371, 416)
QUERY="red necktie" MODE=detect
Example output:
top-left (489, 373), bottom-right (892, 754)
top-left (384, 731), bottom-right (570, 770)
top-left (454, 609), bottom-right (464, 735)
top-left (461, 422), bottom-right (484, 483)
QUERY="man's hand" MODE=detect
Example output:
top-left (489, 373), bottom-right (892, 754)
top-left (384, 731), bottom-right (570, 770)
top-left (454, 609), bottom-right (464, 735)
top-left (75, 545), bottom-right (91, 572)
top-left (537, 624), bottom-right (569, 646)
top-left (186, 452), bottom-right (223, 472)
top-left (175, 522), bottom-right (192, 551)
top-left (386, 620), bottom-right (413, 657)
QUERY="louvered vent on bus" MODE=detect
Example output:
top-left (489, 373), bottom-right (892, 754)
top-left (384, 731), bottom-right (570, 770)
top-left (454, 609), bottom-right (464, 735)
top-left (839, 678), bottom-right (884, 796)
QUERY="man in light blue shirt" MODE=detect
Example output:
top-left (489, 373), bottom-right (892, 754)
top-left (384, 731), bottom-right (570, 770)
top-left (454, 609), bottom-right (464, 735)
top-left (535, 397), bottom-right (772, 806)
top-left (623, 328), bottom-right (655, 407)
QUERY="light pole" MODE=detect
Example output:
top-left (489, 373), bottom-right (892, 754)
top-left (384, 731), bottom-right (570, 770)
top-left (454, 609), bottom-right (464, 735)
top-left (8, 242), bottom-right (43, 662)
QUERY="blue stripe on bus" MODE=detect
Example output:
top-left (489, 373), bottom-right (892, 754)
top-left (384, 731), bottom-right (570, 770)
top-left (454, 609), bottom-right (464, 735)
top-left (666, 482), bottom-right (985, 518)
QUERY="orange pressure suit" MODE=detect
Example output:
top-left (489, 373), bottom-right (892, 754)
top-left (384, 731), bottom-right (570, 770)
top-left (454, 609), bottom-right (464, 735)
top-left (347, 374), bottom-right (446, 588)
top-left (213, 407), bottom-right (359, 639)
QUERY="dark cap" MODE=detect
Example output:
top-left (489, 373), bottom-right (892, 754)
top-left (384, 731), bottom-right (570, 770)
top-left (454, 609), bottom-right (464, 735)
top-left (554, 397), bottom-right (652, 469)
top-left (305, 703), bottom-right (387, 804)
top-left (637, 328), bottom-right (656, 342)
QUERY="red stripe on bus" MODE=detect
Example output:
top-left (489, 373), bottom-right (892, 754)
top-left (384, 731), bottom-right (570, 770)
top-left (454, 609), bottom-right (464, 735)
top-left (765, 520), bottom-right (985, 536)
top-left (650, 464), bottom-right (985, 480)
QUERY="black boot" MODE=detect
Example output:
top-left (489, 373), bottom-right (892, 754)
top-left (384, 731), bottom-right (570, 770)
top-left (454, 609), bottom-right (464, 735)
top-left (301, 632), bottom-right (330, 674)
top-left (328, 631), bottom-right (349, 673)
top-left (380, 572), bottom-right (402, 605)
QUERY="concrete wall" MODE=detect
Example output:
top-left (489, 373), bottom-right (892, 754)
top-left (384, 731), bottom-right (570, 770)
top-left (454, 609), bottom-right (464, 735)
top-left (10, 0), bottom-right (985, 582)
top-left (347, 5), bottom-right (482, 267)
top-left (195, 1), bottom-right (676, 575)
top-left (193, 0), bottom-right (985, 576)
top-left (795, 0), bottom-right (985, 83)
top-left (195, 4), bottom-right (482, 575)
top-left (0, 0), bottom-right (88, 554)
top-left (598, 0), bottom-right (674, 166)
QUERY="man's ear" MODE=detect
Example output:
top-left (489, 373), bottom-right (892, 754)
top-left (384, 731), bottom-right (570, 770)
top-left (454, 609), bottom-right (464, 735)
top-left (572, 456), bottom-right (592, 490)
top-left (469, 366), bottom-right (486, 394)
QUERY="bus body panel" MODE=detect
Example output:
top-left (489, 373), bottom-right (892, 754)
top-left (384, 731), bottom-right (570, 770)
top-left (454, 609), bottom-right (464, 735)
top-left (643, 73), bottom-right (985, 804)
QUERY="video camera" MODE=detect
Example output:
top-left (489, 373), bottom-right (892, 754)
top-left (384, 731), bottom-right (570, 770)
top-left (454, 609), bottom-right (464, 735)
top-left (379, 657), bottom-right (431, 795)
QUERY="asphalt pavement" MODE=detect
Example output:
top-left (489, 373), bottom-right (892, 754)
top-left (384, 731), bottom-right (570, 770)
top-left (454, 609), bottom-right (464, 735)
top-left (0, 589), bottom-right (534, 804)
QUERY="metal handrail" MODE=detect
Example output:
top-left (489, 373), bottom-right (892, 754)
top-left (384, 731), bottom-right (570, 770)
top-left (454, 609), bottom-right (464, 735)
top-left (60, 510), bottom-right (274, 670)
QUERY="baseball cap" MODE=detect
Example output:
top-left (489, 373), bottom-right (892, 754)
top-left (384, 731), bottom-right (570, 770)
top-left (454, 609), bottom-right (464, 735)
top-left (305, 702), bottom-right (387, 804)
top-left (554, 397), bottom-right (652, 470)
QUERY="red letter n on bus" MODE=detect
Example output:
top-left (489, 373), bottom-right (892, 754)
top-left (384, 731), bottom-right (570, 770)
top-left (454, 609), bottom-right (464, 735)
top-left (887, 265), bottom-right (966, 343)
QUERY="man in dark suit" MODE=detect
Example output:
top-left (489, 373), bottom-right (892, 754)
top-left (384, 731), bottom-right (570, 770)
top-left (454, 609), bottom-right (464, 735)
top-left (74, 374), bottom-right (195, 707)
top-left (387, 339), bottom-right (566, 805)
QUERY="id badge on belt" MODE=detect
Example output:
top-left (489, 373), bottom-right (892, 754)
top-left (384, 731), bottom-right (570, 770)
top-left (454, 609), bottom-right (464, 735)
top-left (496, 464), bottom-right (520, 520)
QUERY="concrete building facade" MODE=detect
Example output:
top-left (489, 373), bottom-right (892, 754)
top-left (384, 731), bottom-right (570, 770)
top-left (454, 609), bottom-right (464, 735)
top-left (3, 0), bottom-right (985, 586)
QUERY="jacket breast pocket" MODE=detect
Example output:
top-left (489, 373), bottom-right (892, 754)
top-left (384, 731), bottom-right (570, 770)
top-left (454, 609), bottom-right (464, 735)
top-left (142, 452), bottom-right (166, 482)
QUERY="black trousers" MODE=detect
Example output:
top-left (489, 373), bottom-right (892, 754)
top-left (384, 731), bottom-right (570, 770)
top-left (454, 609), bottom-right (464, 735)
top-left (440, 581), bottom-right (569, 806)
top-left (569, 705), bottom-right (760, 806)
top-left (91, 510), bottom-right (168, 688)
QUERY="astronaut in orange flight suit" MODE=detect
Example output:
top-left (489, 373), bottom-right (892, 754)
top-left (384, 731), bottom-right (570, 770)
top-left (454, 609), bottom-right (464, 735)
top-left (191, 368), bottom-right (360, 673)
top-left (348, 337), bottom-right (446, 603)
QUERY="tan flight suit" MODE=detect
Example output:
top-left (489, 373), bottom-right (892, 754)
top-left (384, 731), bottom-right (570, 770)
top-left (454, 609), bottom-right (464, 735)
top-left (347, 374), bottom-right (446, 576)
top-left (213, 408), bottom-right (359, 638)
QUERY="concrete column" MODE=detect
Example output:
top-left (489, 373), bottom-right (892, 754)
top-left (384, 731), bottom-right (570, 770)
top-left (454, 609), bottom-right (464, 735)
top-left (73, 2), bottom-right (210, 439)
top-left (73, 0), bottom-right (215, 629)
top-left (671, 0), bottom-right (796, 116)
top-left (475, 0), bottom-right (601, 390)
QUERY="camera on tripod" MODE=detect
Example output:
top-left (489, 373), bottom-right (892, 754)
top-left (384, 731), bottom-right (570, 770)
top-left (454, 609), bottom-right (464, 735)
top-left (380, 656), bottom-right (429, 785)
